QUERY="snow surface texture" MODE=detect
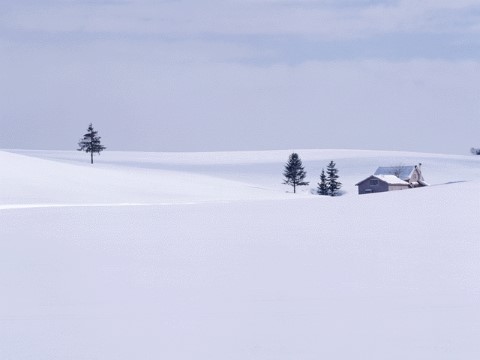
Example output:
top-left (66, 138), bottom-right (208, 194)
top-left (1, 149), bottom-right (479, 359)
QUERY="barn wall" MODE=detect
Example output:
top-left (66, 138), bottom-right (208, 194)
top-left (388, 185), bottom-right (409, 191)
top-left (410, 171), bottom-right (419, 182)
top-left (357, 178), bottom-right (389, 194)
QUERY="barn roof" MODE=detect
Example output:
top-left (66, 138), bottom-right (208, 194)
top-left (374, 166), bottom-right (416, 181)
top-left (374, 175), bottom-right (410, 185)
top-left (355, 175), bottom-right (409, 186)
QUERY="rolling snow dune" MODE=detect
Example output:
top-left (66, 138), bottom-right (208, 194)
top-left (0, 150), bottom-right (294, 207)
top-left (0, 149), bottom-right (479, 360)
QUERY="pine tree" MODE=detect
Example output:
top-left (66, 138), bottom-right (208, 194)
top-left (317, 168), bottom-right (328, 196)
top-left (77, 123), bottom-right (106, 164)
top-left (283, 152), bottom-right (309, 193)
top-left (326, 160), bottom-right (341, 196)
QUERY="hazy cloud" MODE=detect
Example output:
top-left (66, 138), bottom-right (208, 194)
top-left (2, 0), bottom-right (480, 38)
top-left (1, 0), bottom-right (479, 154)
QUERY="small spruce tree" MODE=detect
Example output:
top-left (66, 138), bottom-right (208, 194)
top-left (326, 160), bottom-right (341, 196)
top-left (283, 152), bottom-right (309, 193)
top-left (78, 123), bottom-right (106, 164)
top-left (317, 168), bottom-right (328, 196)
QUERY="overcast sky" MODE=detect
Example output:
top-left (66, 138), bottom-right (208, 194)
top-left (1, 0), bottom-right (479, 154)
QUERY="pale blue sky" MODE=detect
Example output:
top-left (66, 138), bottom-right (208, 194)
top-left (1, 0), bottom-right (479, 154)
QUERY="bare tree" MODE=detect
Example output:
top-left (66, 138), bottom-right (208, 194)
top-left (391, 163), bottom-right (405, 178)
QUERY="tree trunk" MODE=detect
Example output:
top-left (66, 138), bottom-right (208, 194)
top-left (90, 152), bottom-right (93, 164)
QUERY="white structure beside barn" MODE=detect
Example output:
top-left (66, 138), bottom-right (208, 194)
top-left (356, 164), bottom-right (428, 195)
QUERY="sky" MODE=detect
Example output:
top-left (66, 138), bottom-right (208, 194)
top-left (0, 0), bottom-right (479, 154)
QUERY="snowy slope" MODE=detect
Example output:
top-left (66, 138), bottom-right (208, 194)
top-left (0, 150), bottom-right (295, 207)
top-left (0, 149), bottom-right (479, 360)
top-left (7, 148), bottom-right (480, 198)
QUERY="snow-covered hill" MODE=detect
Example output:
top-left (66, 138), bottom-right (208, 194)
top-left (3, 148), bottom-right (479, 205)
top-left (1, 149), bottom-right (479, 359)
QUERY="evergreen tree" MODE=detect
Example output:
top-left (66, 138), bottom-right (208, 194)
top-left (326, 160), bottom-right (341, 196)
top-left (283, 152), bottom-right (309, 193)
top-left (77, 123), bottom-right (106, 164)
top-left (317, 168), bottom-right (328, 196)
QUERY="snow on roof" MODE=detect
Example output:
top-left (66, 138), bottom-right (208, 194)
top-left (374, 175), bottom-right (410, 185)
top-left (374, 166), bottom-right (416, 181)
top-left (355, 174), bottom-right (409, 186)
top-left (418, 179), bottom-right (430, 186)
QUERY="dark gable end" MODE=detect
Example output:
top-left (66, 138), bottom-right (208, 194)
top-left (356, 175), bottom-right (390, 194)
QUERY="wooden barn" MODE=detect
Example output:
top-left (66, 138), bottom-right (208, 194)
top-left (356, 164), bottom-right (428, 195)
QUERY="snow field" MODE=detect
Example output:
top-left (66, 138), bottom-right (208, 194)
top-left (0, 149), bottom-right (479, 359)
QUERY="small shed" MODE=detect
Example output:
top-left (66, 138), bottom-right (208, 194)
top-left (356, 163), bottom-right (428, 195)
top-left (356, 175), bottom-right (410, 194)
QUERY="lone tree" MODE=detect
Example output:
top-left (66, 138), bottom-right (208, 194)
top-left (317, 168), bottom-right (328, 196)
top-left (78, 123), bottom-right (106, 164)
top-left (283, 152), bottom-right (309, 193)
top-left (326, 160), bottom-right (342, 196)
